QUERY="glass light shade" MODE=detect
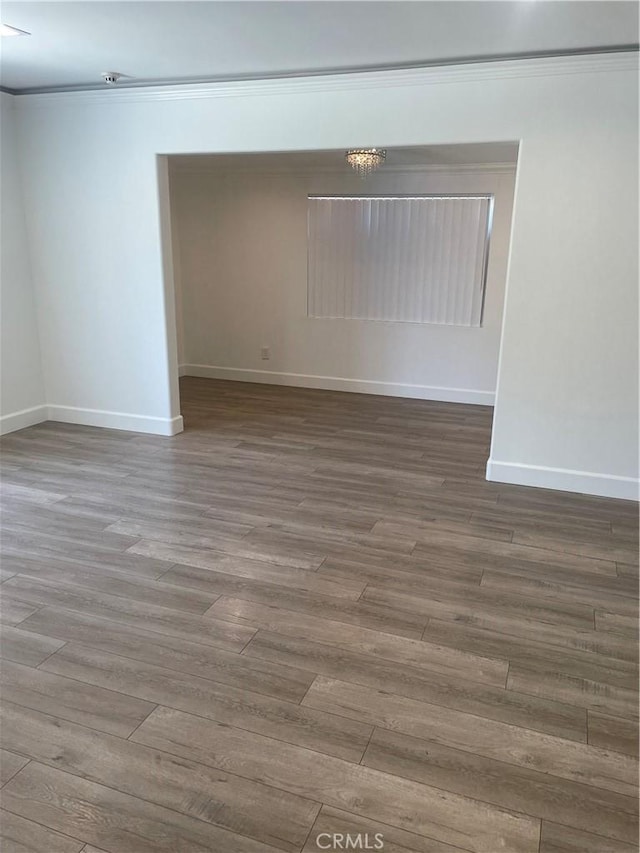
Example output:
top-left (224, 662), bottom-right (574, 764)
top-left (345, 149), bottom-right (386, 178)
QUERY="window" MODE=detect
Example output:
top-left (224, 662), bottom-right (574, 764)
top-left (307, 195), bottom-right (493, 326)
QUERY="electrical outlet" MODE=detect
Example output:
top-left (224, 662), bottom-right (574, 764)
top-left (261, 346), bottom-right (270, 360)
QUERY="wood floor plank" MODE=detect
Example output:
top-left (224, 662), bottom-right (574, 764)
top-left (7, 561), bottom-right (220, 615)
top-left (243, 630), bottom-right (586, 741)
top-left (0, 483), bottom-right (68, 505)
top-left (388, 524), bottom-right (618, 574)
top-left (1, 575), bottom-right (254, 652)
top-left (0, 807), bottom-right (84, 853)
top-left (202, 498), bottom-right (377, 535)
top-left (20, 606), bottom-right (315, 703)
top-left (511, 529), bottom-right (638, 565)
top-left (482, 558), bottom-right (636, 597)
top-left (616, 562), bottom-right (639, 579)
top-left (596, 611), bottom-right (639, 637)
top-left (422, 615), bottom-right (637, 667)
top-left (319, 559), bottom-right (491, 600)
top-left (129, 705), bottom-right (541, 853)
top-left (588, 712), bottom-right (639, 757)
top-left (0, 751), bottom-right (29, 787)
top-left (492, 488), bottom-right (637, 521)
top-left (120, 521), bottom-right (327, 570)
top-left (373, 516), bottom-right (515, 544)
top-left (411, 540), bottom-right (618, 580)
top-left (0, 660), bottom-right (156, 737)
top-left (50, 492), bottom-right (218, 529)
top-left (259, 498), bottom-right (379, 532)
top-left (0, 703), bottom-right (319, 852)
top-left (207, 597), bottom-right (508, 686)
top-left (153, 553), bottom-right (367, 600)
top-left (539, 821), bottom-right (636, 853)
top-left (611, 525), bottom-right (640, 542)
top-left (302, 676), bottom-right (638, 796)
top-left (507, 664), bottom-right (639, 720)
top-left (22, 486), bottom-right (215, 521)
top-left (2, 505), bottom-right (116, 539)
top-left (0, 599), bottom-right (40, 627)
top-left (481, 570), bottom-right (639, 617)
top-left (244, 518), bottom-right (419, 556)
top-left (420, 622), bottom-right (638, 704)
top-left (0, 548), bottom-right (178, 583)
top-left (239, 523), bottom-right (421, 567)
top-left (0, 625), bottom-right (65, 667)
top-left (301, 806), bottom-right (463, 852)
top-left (2, 763), bottom-right (285, 853)
top-left (362, 582), bottom-right (596, 629)
top-left (363, 726), bottom-right (638, 845)
top-left (1, 528), bottom-right (141, 559)
top-left (202, 582), bottom-right (430, 640)
top-left (470, 505), bottom-right (614, 538)
top-left (39, 644), bottom-right (372, 762)
top-left (319, 553), bottom-right (484, 587)
top-left (4, 474), bottom-right (186, 505)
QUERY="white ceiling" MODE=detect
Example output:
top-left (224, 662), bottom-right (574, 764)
top-left (169, 143), bottom-right (520, 173)
top-left (1, 1), bottom-right (637, 93)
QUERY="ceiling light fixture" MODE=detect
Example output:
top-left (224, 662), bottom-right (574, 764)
top-left (345, 148), bottom-right (387, 178)
top-left (0, 23), bottom-right (30, 36)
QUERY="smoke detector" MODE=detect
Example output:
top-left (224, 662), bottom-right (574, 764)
top-left (101, 71), bottom-right (122, 86)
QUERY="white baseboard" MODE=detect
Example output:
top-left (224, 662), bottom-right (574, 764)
top-left (47, 405), bottom-right (183, 436)
top-left (1, 405), bottom-right (183, 437)
top-left (0, 405), bottom-right (49, 436)
top-left (486, 459), bottom-right (639, 501)
top-left (180, 364), bottom-right (495, 406)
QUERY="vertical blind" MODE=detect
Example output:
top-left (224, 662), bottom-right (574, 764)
top-left (307, 195), bottom-right (492, 326)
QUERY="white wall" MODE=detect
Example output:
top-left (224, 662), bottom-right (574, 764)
top-left (170, 165), bottom-right (515, 405)
top-left (0, 93), bottom-right (46, 435)
top-left (12, 53), bottom-right (639, 497)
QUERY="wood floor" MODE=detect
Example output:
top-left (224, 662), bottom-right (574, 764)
top-left (0, 377), bottom-right (638, 853)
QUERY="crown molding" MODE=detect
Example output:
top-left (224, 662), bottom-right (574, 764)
top-left (13, 51), bottom-right (638, 108)
top-left (169, 162), bottom-right (517, 177)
